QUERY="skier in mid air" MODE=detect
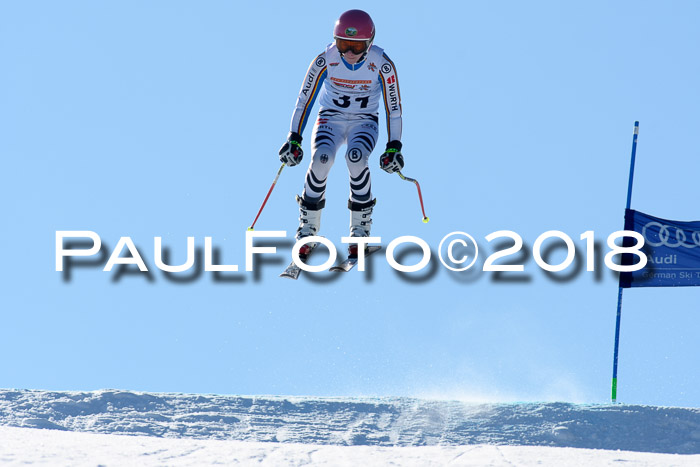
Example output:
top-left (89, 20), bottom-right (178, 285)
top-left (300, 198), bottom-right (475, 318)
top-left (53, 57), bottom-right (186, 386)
top-left (278, 9), bottom-right (404, 259)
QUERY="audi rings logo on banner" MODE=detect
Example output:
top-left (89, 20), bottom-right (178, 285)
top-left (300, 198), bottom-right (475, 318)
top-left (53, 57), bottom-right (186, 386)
top-left (642, 222), bottom-right (700, 248)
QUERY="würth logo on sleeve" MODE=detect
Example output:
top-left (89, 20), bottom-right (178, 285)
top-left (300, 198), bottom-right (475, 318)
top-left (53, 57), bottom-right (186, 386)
top-left (386, 76), bottom-right (399, 111)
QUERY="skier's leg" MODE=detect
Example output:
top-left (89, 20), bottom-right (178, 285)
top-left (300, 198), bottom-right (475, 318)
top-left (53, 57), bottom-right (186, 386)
top-left (300, 111), bottom-right (344, 207)
top-left (296, 112), bottom-right (344, 243)
top-left (345, 118), bottom-right (378, 206)
top-left (345, 118), bottom-right (379, 244)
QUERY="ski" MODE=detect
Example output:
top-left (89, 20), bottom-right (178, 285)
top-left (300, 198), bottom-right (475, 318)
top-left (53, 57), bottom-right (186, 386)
top-left (279, 243), bottom-right (319, 280)
top-left (330, 245), bottom-right (382, 272)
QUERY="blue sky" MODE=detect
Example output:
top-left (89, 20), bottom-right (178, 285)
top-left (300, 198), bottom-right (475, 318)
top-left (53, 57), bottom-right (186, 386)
top-left (2, 1), bottom-right (699, 406)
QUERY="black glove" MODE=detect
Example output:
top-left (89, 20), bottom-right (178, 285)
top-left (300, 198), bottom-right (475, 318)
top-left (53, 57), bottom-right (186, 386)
top-left (279, 132), bottom-right (304, 166)
top-left (379, 140), bottom-right (404, 173)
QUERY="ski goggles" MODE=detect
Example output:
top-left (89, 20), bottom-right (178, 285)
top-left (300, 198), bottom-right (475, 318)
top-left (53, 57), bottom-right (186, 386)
top-left (335, 38), bottom-right (370, 55)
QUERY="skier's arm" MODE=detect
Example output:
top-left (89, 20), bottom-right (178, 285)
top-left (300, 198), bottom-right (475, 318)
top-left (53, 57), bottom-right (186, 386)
top-left (378, 52), bottom-right (404, 173)
top-left (289, 52), bottom-right (328, 138)
top-left (378, 53), bottom-right (402, 143)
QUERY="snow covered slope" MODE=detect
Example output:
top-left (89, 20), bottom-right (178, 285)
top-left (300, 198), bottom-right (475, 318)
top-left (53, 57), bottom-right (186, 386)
top-left (1, 389), bottom-right (699, 456)
top-left (2, 425), bottom-right (699, 466)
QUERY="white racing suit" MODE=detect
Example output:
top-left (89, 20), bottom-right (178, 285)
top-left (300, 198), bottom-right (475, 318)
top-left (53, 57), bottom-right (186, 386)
top-left (288, 43), bottom-right (403, 214)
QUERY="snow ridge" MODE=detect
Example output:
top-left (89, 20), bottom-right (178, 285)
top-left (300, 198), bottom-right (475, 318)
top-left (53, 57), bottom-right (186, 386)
top-left (1, 389), bottom-right (699, 454)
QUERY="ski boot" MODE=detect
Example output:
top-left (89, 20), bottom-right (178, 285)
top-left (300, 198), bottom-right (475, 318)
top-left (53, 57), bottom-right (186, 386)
top-left (347, 199), bottom-right (376, 258)
top-left (296, 195), bottom-right (324, 258)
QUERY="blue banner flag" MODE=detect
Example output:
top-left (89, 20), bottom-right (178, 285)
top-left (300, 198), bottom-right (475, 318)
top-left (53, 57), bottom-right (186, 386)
top-left (620, 209), bottom-right (700, 288)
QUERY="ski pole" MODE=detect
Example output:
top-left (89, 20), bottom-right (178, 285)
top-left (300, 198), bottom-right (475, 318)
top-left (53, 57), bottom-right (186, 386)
top-left (248, 162), bottom-right (286, 231)
top-left (396, 170), bottom-right (429, 223)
